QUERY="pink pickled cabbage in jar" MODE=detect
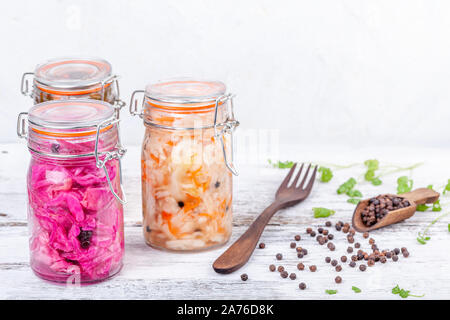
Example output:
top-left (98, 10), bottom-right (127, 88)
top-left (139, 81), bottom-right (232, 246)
top-left (21, 99), bottom-right (125, 283)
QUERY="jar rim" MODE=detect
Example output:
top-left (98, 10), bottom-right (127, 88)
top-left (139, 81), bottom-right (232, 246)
top-left (145, 78), bottom-right (227, 111)
top-left (28, 99), bottom-right (115, 137)
top-left (34, 57), bottom-right (113, 91)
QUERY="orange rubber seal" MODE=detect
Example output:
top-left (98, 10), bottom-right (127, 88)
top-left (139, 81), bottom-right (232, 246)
top-left (146, 99), bottom-right (224, 114)
top-left (31, 124), bottom-right (113, 138)
top-left (36, 81), bottom-right (112, 96)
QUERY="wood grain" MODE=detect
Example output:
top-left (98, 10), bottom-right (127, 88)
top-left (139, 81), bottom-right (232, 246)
top-left (1, 143), bottom-right (450, 299)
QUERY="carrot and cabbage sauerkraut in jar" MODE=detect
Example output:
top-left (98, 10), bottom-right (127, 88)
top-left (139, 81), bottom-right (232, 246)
top-left (130, 79), bottom-right (239, 251)
top-left (21, 57), bottom-right (125, 115)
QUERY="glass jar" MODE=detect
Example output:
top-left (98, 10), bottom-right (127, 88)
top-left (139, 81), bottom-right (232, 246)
top-left (130, 79), bottom-right (239, 251)
top-left (17, 99), bottom-right (127, 284)
top-left (21, 57), bottom-right (125, 116)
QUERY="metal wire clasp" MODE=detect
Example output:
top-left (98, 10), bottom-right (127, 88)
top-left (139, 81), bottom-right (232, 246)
top-left (21, 73), bottom-right (34, 97)
top-left (101, 75), bottom-right (126, 118)
top-left (213, 94), bottom-right (239, 175)
top-left (17, 112), bottom-right (28, 138)
top-left (94, 118), bottom-right (127, 204)
top-left (129, 89), bottom-right (145, 117)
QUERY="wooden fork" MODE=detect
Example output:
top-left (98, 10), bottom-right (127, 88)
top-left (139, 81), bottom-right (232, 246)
top-left (213, 163), bottom-right (317, 274)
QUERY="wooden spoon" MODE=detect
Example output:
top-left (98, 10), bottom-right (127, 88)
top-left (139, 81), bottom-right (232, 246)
top-left (352, 188), bottom-right (440, 232)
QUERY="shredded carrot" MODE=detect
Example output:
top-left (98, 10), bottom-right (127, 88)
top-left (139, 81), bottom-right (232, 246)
top-left (150, 153), bottom-right (159, 164)
top-left (161, 211), bottom-right (180, 236)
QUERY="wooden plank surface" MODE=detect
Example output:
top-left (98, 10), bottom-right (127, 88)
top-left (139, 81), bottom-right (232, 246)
top-left (1, 143), bottom-right (450, 299)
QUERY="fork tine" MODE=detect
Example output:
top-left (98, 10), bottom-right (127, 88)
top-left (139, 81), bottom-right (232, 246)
top-left (290, 163), bottom-right (304, 188)
top-left (303, 165), bottom-right (318, 191)
top-left (298, 164), bottom-right (312, 189)
top-left (277, 163), bottom-right (297, 191)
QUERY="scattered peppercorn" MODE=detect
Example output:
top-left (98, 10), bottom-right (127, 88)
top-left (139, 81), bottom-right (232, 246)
top-left (309, 265), bottom-right (317, 272)
top-left (297, 263), bottom-right (305, 271)
top-left (322, 229), bottom-right (329, 235)
top-left (302, 249), bottom-right (308, 255)
top-left (354, 242), bottom-right (361, 248)
top-left (394, 248), bottom-right (400, 255)
top-left (325, 257), bottom-right (331, 263)
top-left (277, 266), bottom-right (284, 272)
top-left (276, 253), bottom-right (282, 260)
top-left (325, 221), bottom-right (332, 227)
top-left (331, 259), bottom-right (338, 267)
top-left (349, 261), bottom-right (356, 268)
top-left (368, 260), bottom-right (375, 267)
top-left (392, 255), bottom-right (399, 262)
top-left (318, 227), bottom-right (324, 234)
top-left (347, 247), bottom-right (353, 253)
top-left (335, 265), bottom-right (342, 272)
top-left (297, 253), bottom-right (304, 259)
top-left (335, 276), bottom-right (342, 283)
top-left (341, 256), bottom-right (347, 263)
top-left (289, 273), bottom-right (296, 280)
top-left (269, 264), bottom-right (276, 272)
top-left (281, 271), bottom-right (288, 278)
top-left (299, 282), bottom-right (306, 290)
top-left (310, 231), bottom-right (316, 237)
top-left (259, 242), bottom-right (265, 249)
top-left (306, 228), bottom-right (312, 234)
top-left (328, 234), bottom-right (334, 240)
top-left (241, 273), bottom-right (248, 281)
top-left (359, 264), bottom-right (367, 271)
top-left (363, 232), bottom-right (369, 239)
top-left (403, 251), bottom-right (409, 258)
top-left (290, 242), bottom-right (296, 248)
top-left (294, 235), bottom-right (301, 241)
top-left (369, 238), bottom-right (375, 245)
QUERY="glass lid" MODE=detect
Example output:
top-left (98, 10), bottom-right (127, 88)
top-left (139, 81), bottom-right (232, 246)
top-left (34, 57), bottom-right (112, 89)
top-left (28, 99), bottom-right (115, 129)
top-left (145, 78), bottom-right (227, 105)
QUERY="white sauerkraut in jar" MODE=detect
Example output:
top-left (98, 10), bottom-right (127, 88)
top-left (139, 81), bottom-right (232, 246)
top-left (142, 111), bottom-right (233, 251)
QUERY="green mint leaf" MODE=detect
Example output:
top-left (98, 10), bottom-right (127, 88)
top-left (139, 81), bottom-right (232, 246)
top-left (371, 177), bottom-right (382, 186)
top-left (269, 160), bottom-right (294, 169)
top-left (337, 178), bottom-right (357, 195)
top-left (416, 204), bottom-right (429, 212)
top-left (417, 237), bottom-right (426, 245)
top-left (364, 170), bottom-right (375, 181)
top-left (399, 289), bottom-right (410, 298)
top-left (397, 176), bottom-right (413, 194)
top-left (313, 207), bottom-right (335, 218)
top-left (318, 166), bottom-right (333, 182)
top-left (364, 159), bottom-right (379, 171)
top-left (448, 223), bottom-right (450, 232)
top-left (432, 200), bottom-right (442, 212)
top-left (392, 285), bottom-right (401, 294)
top-left (325, 289), bottom-right (337, 295)
top-left (444, 179), bottom-right (450, 194)
top-left (427, 184), bottom-right (433, 189)
top-left (351, 286), bottom-right (361, 293)
top-left (346, 189), bottom-right (362, 198)
top-left (347, 198), bottom-right (361, 205)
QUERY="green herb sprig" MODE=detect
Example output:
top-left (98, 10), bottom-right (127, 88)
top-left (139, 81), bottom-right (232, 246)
top-left (397, 176), bottom-right (413, 194)
top-left (352, 286), bottom-right (361, 293)
top-left (392, 285), bottom-right (424, 298)
top-left (318, 166), bottom-right (333, 182)
top-left (313, 207), bottom-right (335, 218)
top-left (325, 289), bottom-right (337, 295)
top-left (417, 211), bottom-right (450, 244)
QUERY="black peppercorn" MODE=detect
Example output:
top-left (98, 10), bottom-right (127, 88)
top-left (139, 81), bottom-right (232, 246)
top-left (241, 273), bottom-right (248, 281)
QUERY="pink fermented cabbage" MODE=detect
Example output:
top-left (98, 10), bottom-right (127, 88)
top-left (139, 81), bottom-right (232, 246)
top-left (28, 150), bottom-right (124, 282)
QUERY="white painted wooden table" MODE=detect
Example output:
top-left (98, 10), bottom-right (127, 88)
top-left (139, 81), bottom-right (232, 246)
top-left (1, 143), bottom-right (450, 300)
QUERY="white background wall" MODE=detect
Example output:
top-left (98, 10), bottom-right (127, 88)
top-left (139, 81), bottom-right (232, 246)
top-left (2, 0), bottom-right (450, 152)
